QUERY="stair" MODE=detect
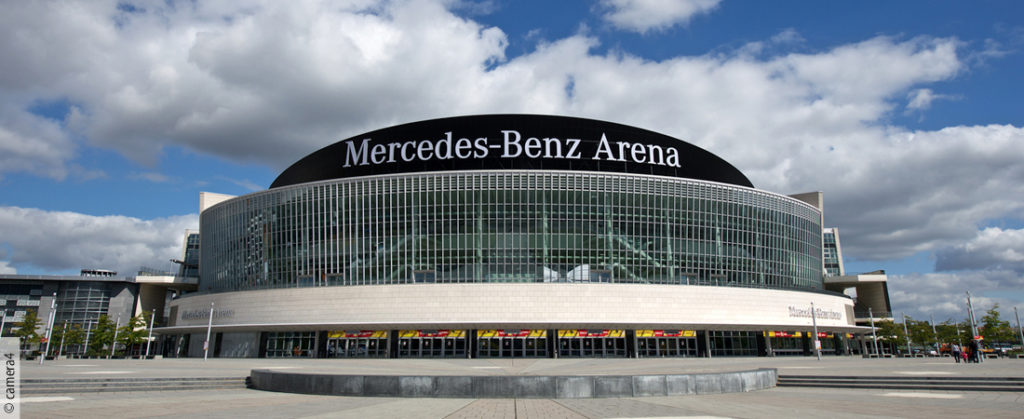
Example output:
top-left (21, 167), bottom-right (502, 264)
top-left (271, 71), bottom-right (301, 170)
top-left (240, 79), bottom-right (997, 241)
top-left (21, 376), bottom-right (249, 394)
top-left (777, 375), bottom-right (1024, 392)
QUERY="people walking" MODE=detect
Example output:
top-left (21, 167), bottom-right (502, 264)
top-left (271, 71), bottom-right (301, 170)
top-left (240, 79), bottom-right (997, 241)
top-left (968, 339), bottom-right (981, 363)
top-left (951, 343), bottom-right (961, 363)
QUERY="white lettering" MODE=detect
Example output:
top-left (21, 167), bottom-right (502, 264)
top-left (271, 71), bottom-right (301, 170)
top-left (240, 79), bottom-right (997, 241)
top-left (401, 141), bottom-right (417, 162)
top-left (435, 132), bottom-right (454, 160)
top-left (340, 131), bottom-right (683, 171)
top-left (542, 137), bottom-right (563, 158)
top-left (473, 137), bottom-right (488, 158)
top-left (343, 138), bottom-right (371, 167)
top-left (646, 144), bottom-right (664, 166)
top-left (665, 147), bottom-right (680, 167)
top-left (630, 142), bottom-right (646, 163)
top-left (416, 140), bottom-right (434, 160)
top-left (502, 130), bottom-right (523, 158)
top-left (524, 136), bottom-right (542, 158)
top-left (565, 138), bottom-right (582, 159)
top-left (592, 134), bottom-right (615, 161)
top-left (371, 143), bottom-right (387, 164)
top-left (386, 142), bottom-right (401, 163)
top-left (616, 141), bottom-right (630, 162)
top-left (455, 137), bottom-right (473, 159)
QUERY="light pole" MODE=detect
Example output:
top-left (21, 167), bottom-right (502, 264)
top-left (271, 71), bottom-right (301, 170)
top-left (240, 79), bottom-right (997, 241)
top-left (966, 292), bottom-right (978, 338)
top-left (145, 311), bottom-right (156, 358)
top-left (1015, 307), bottom-right (1023, 349)
top-left (40, 293), bottom-right (57, 365)
top-left (83, 320), bottom-right (93, 357)
top-left (902, 312), bottom-right (911, 357)
top-left (58, 319), bottom-right (68, 359)
top-left (930, 315), bottom-right (939, 355)
top-left (811, 302), bottom-right (821, 361)
top-left (110, 314), bottom-right (121, 358)
top-left (869, 307), bottom-right (879, 356)
top-left (204, 302), bottom-right (214, 361)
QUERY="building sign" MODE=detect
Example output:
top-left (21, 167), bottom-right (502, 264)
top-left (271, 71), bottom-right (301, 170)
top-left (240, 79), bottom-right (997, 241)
top-left (180, 308), bottom-right (235, 321)
top-left (558, 329), bottom-right (625, 338)
top-left (477, 329), bottom-right (546, 338)
top-left (788, 306), bottom-right (843, 320)
top-left (340, 131), bottom-right (682, 169)
top-left (636, 330), bottom-right (696, 338)
top-left (398, 330), bottom-right (465, 338)
top-left (767, 331), bottom-right (802, 338)
top-left (271, 115), bottom-right (753, 189)
top-left (328, 330), bottom-right (386, 339)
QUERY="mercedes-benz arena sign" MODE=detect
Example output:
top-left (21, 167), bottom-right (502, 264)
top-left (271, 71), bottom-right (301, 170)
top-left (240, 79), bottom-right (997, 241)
top-left (271, 114), bottom-right (753, 188)
top-left (165, 114), bottom-right (862, 359)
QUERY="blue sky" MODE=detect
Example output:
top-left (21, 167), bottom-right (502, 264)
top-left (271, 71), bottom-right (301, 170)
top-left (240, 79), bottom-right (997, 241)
top-left (0, 0), bottom-right (1021, 321)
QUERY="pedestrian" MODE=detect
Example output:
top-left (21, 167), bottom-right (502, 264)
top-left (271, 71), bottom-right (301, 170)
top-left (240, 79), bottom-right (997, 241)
top-left (951, 343), bottom-right (961, 363)
top-left (969, 339), bottom-right (981, 363)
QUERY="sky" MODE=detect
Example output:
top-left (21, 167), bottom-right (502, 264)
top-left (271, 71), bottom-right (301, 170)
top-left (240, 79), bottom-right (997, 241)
top-left (0, 0), bottom-right (1022, 323)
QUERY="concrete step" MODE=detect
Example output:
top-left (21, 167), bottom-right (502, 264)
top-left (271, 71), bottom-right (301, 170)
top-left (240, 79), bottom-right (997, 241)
top-left (777, 375), bottom-right (1024, 392)
top-left (21, 377), bottom-right (248, 394)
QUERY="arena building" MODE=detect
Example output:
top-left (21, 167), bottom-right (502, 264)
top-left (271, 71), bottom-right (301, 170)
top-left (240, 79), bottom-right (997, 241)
top-left (162, 115), bottom-right (873, 359)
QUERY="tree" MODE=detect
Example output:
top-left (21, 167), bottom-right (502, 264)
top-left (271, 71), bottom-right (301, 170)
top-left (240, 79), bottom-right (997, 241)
top-left (51, 322), bottom-right (86, 356)
top-left (935, 319), bottom-right (968, 346)
top-left (117, 311), bottom-right (151, 356)
top-left (13, 309), bottom-right (41, 353)
top-left (872, 320), bottom-right (907, 354)
top-left (980, 304), bottom-right (1014, 345)
top-left (906, 317), bottom-right (935, 350)
top-left (88, 315), bottom-right (117, 356)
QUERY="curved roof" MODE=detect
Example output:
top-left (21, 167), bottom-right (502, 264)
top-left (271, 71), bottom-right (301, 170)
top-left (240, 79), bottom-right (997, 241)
top-left (271, 114), bottom-right (753, 189)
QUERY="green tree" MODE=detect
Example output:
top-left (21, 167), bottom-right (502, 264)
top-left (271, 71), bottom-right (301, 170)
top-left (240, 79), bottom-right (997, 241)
top-left (88, 315), bottom-right (117, 356)
top-left (13, 309), bottom-right (41, 353)
top-left (980, 304), bottom-right (1014, 345)
top-left (51, 322), bottom-right (86, 356)
top-left (906, 317), bottom-right (934, 350)
top-left (117, 311), bottom-right (151, 356)
top-left (935, 319), bottom-right (968, 346)
top-left (872, 320), bottom-right (907, 353)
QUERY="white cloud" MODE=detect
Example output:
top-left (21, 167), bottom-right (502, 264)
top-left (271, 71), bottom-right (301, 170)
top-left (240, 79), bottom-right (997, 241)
top-left (600, 0), bottom-right (721, 34)
top-left (130, 171), bottom-right (172, 183)
top-left (0, 261), bottom-right (15, 275)
top-left (906, 88), bottom-right (957, 112)
top-left (0, 206), bottom-right (197, 275)
top-left (936, 227), bottom-right (1024, 272)
top-left (816, 125), bottom-right (1024, 261)
top-left (888, 270), bottom-right (1023, 321)
top-left (0, 106), bottom-right (75, 180)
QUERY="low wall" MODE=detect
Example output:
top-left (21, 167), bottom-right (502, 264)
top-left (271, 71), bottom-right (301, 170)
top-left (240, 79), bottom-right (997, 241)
top-left (249, 368), bottom-right (777, 398)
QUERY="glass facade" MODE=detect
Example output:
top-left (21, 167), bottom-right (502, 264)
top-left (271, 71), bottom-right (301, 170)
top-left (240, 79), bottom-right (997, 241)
top-left (264, 331), bottom-right (317, 357)
top-left (822, 229), bottom-right (843, 277)
top-left (709, 331), bottom-right (759, 357)
top-left (179, 232), bottom-right (200, 278)
top-left (200, 171), bottom-right (823, 293)
top-left (55, 281), bottom-right (112, 327)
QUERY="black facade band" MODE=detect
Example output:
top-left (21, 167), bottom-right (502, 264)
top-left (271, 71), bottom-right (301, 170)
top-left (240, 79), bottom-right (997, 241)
top-left (271, 114), bottom-right (753, 189)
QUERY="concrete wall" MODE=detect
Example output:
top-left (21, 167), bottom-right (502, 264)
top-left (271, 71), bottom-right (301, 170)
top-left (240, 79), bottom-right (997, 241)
top-left (107, 283), bottom-right (138, 322)
top-left (249, 368), bottom-right (778, 398)
top-left (167, 283), bottom-right (859, 333)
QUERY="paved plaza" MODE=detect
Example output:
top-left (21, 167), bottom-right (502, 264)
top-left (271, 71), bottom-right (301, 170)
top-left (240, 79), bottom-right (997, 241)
top-left (20, 356), bottom-right (1024, 418)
